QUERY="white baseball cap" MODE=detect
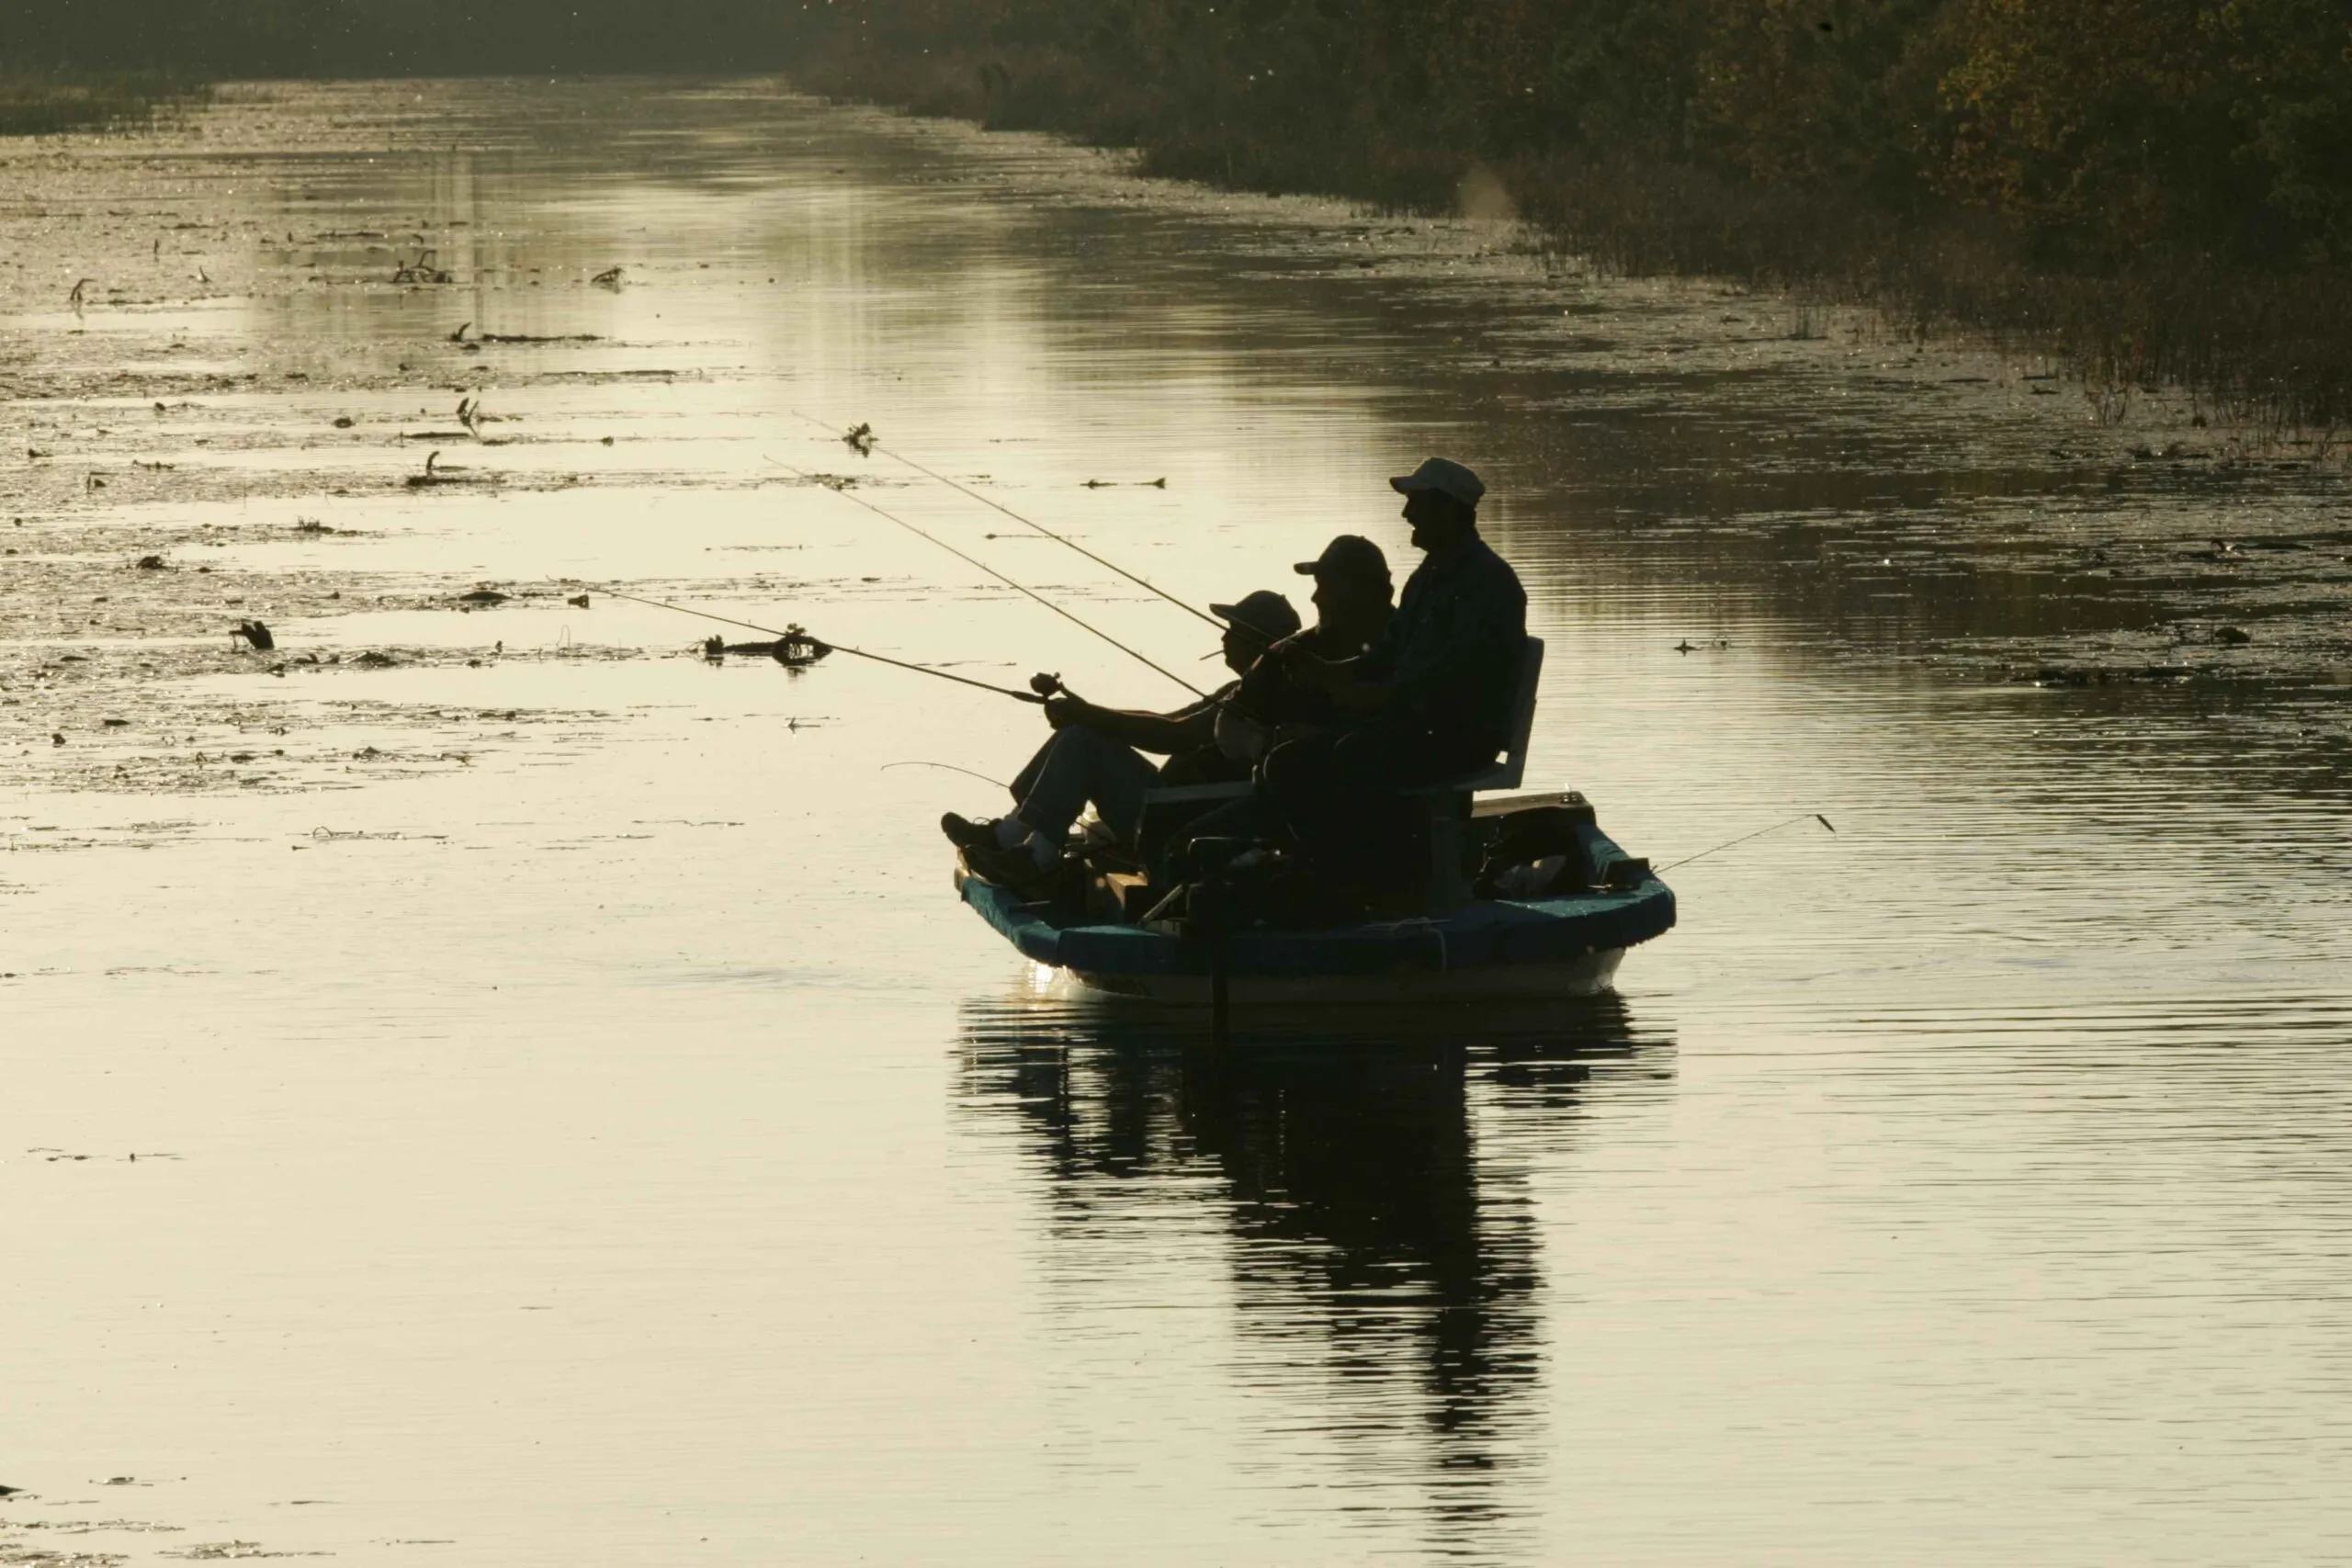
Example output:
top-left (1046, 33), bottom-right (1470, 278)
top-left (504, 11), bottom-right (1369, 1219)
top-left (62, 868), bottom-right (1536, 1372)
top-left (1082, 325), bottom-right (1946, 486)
top-left (1388, 457), bottom-right (1486, 508)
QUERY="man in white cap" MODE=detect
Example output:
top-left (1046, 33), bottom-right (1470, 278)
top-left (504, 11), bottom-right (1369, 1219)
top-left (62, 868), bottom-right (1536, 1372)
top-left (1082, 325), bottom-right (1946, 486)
top-left (944, 589), bottom-right (1301, 890)
top-left (1263, 457), bottom-right (1527, 894)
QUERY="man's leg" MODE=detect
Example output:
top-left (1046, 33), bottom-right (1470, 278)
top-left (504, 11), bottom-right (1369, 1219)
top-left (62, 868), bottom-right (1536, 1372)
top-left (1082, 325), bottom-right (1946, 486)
top-left (1006, 734), bottom-right (1055, 810)
top-left (944, 731), bottom-right (1054, 858)
top-left (1013, 725), bottom-right (1159, 844)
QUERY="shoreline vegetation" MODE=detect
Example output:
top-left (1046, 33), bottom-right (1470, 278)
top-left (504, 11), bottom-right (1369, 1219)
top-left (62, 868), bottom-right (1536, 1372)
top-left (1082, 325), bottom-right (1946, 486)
top-left (775, 1), bottom-right (2352, 434)
top-left (0, 70), bottom-right (201, 137)
top-left (7, 1), bottom-right (2350, 430)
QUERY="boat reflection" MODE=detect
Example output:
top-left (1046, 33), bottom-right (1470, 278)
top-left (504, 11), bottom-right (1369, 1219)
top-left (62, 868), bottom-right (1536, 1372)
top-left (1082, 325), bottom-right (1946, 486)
top-left (956, 993), bottom-right (1673, 1549)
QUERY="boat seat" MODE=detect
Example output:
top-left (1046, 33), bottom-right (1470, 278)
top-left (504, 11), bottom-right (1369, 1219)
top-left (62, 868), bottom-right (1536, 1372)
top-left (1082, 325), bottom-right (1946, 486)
top-left (1404, 636), bottom-right (1543, 800)
top-left (1408, 637), bottom-right (1544, 910)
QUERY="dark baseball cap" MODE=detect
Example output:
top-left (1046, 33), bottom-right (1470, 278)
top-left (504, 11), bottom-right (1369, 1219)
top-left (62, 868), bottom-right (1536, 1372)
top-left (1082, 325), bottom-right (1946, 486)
top-left (1207, 589), bottom-right (1302, 642)
top-left (1293, 534), bottom-right (1392, 586)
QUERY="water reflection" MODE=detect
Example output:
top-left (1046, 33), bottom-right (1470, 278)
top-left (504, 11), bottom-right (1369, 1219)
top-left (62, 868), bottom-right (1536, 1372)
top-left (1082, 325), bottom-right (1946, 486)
top-left (956, 996), bottom-right (1669, 1552)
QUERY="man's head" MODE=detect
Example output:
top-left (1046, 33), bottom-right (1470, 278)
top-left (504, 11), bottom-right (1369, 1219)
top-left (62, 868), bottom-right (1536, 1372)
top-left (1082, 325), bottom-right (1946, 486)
top-left (1207, 588), bottom-right (1302, 675)
top-left (1292, 535), bottom-right (1394, 642)
top-left (1389, 457), bottom-right (1485, 552)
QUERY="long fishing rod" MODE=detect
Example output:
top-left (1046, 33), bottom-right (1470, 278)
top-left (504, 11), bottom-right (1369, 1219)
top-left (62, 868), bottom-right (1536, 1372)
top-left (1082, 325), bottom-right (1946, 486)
top-left (763, 454), bottom-right (1206, 699)
top-left (596, 586), bottom-right (1045, 704)
top-left (788, 409), bottom-right (1223, 632)
top-left (1656, 813), bottom-right (1837, 874)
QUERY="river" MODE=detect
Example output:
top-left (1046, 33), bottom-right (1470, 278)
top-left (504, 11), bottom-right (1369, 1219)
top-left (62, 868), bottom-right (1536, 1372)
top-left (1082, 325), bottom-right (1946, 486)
top-left (6, 77), bottom-right (2351, 1566)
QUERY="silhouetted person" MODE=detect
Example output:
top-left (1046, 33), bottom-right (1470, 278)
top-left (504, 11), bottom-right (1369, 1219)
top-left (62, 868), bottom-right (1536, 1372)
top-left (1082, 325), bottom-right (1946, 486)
top-left (944, 590), bottom-right (1301, 889)
top-left (1266, 458), bottom-right (1527, 897)
top-left (1154, 535), bottom-right (1400, 880)
top-left (1223, 534), bottom-right (1397, 751)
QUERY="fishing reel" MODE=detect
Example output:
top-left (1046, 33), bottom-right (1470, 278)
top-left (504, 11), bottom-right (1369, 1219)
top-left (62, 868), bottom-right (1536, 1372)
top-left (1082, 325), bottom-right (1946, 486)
top-left (1030, 671), bottom-right (1072, 700)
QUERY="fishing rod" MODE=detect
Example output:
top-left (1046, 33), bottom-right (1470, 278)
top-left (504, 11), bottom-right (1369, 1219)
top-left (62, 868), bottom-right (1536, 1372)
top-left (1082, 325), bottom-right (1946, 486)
top-left (1656, 813), bottom-right (1837, 874)
top-left (596, 586), bottom-right (1046, 704)
top-left (788, 409), bottom-right (1224, 632)
top-left (763, 454), bottom-right (1206, 699)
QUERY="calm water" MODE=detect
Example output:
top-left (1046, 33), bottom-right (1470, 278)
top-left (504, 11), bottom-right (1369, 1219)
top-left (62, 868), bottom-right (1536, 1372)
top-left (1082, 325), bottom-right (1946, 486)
top-left (6, 80), bottom-right (2352, 1565)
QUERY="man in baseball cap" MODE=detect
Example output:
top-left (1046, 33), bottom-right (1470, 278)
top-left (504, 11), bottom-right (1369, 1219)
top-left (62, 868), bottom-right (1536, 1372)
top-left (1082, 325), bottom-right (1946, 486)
top-left (1218, 534), bottom-right (1397, 731)
top-left (943, 585), bottom-right (1298, 890)
top-left (1183, 536), bottom-right (1401, 762)
top-left (1145, 539), bottom-right (1401, 882)
top-left (1291, 534), bottom-right (1395, 655)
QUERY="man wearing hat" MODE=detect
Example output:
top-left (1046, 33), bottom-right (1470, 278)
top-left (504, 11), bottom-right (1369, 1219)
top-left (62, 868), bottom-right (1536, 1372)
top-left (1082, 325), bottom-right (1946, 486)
top-left (1294, 534), bottom-right (1396, 656)
top-left (1267, 457), bottom-right (1528, 893)
top-left (1227, 534), bottom-right (1397, 736)
top-left (943, 588), bottom-right (1302, 889)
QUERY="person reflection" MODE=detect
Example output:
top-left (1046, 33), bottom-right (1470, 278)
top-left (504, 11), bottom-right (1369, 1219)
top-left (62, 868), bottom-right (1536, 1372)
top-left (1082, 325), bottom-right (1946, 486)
top-left (957, 998), bottom-right (1651, 1548)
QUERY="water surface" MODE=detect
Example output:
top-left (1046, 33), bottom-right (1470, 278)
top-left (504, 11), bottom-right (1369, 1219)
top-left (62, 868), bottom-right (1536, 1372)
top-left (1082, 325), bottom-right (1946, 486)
top-left (6, 78), bottom-right (2351, 1566)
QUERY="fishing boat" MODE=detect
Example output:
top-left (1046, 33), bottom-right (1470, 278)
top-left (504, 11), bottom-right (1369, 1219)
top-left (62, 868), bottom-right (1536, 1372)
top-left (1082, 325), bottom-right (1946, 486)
top-left (606, 433), bottom-right (1677, 1006)
top-left (955, 638), bottom-right (1677, 1003)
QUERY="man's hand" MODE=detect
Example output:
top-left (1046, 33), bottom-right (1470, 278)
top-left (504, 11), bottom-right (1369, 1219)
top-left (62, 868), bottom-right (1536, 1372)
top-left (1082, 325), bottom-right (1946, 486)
top-left (1043, 694), bottom-right (1092, 730)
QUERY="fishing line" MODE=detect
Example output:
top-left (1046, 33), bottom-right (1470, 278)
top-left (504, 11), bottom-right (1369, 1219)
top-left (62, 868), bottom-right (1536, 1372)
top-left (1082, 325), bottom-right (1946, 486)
top-left (763, 454), bottom-right (1206, 698)
top-left (787, 409), bottom-right (1224, 631)
top-left (880, 761), bottom-right (1010, 788)
top-left (1656, 813), bottom-right (1836, 874)
top-left (595, 586), bottom-right (1044, 703)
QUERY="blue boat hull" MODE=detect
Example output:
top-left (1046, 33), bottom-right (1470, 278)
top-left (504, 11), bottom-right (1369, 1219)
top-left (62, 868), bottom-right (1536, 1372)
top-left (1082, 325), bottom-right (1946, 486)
top-left (956, 835), bottom-right (1676, 1006)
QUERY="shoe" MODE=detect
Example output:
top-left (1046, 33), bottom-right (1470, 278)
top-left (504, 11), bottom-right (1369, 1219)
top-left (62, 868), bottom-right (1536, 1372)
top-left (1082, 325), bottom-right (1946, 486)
top-left (962, 837), bottom-right (1057, 893)
top-left (940, 812), bottom-right (999, 852)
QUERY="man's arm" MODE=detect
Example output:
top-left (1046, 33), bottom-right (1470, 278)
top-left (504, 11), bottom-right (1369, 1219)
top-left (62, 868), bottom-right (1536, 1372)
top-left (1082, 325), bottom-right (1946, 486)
top-left (1046, 694), bottom-right (1216, 755)
top-left (1275, 647), bottom-right (1393, 716)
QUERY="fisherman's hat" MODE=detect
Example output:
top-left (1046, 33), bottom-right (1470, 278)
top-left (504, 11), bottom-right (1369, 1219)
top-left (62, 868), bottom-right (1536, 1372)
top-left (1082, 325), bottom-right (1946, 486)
top-left (1208, 589), bottom-right (1303, 642)
top-left (1293, 534), bottom-right (1392, 587)
top-left (1389, 457), bottom-right (1486, 508)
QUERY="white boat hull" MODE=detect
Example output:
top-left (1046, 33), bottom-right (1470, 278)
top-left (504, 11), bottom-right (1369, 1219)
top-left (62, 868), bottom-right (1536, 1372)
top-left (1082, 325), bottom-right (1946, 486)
top-left (1064, 945), bottom-right (1625, 1006)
